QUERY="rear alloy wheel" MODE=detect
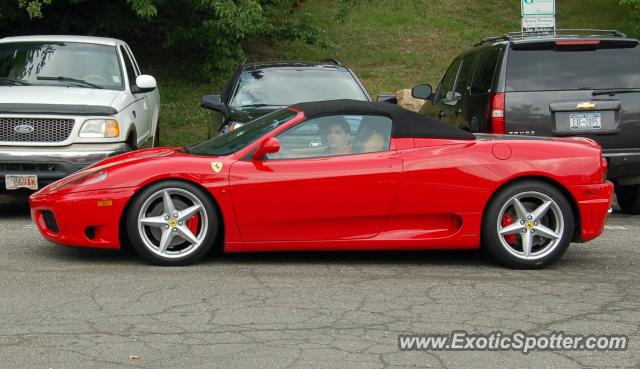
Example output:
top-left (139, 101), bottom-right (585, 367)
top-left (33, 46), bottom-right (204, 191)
top-left (482, 181), bottom-right (574, 269)
top-left (615, 184), bottom-right (640, 214)
top-left (126, 181), bottom-right (218, 266)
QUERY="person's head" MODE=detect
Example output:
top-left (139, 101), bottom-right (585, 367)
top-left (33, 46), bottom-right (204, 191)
top-left (320, 119), bottom-right (351, 152)
top-left (354, 120), bottom-right (389, 153)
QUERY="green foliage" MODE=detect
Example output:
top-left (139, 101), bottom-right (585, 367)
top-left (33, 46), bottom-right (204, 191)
top-left (4, 0), bottom-right (329, 78)
top-left (621, 0), bottom-right (640, 34)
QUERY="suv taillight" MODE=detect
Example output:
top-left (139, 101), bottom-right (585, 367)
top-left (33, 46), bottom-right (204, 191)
top-left (602, 155), bottom-right (608, 183)
top-left (489, 92), bottom-right (506, 134)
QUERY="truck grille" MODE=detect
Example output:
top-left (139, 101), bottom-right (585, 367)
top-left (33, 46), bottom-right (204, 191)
top-left (0, 118), bottom-right (75, 143)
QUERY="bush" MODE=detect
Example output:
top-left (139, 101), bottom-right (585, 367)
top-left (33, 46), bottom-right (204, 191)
top-left (3, 0), bottom-right (330, 78)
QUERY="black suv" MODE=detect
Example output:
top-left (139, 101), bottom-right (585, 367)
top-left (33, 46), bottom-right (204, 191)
top-left (412, 29), bottom-right (640, 213)
top-left (201, 60), bottom-right (390, 135)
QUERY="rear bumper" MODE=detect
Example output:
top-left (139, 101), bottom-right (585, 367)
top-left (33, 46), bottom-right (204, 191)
top-left (603, 150), bottom-right (640, 182)
top-left (29, 187), bottom-right (136, 249)
top-left (0, 143), bottom-right (129, 189)
top-left (568, 181), bottom-right (614, 243)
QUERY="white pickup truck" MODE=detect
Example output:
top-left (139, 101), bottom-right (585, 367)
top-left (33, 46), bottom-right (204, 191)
top-left (0, 35), bottom-right (160, 191)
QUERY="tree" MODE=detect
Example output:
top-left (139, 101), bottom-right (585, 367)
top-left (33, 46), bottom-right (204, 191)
top-left (5, 0), bottom-right (329, 77)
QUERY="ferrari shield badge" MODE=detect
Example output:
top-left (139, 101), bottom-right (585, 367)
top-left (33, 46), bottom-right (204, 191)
top-left (211, 162), bottom-right (223, 173)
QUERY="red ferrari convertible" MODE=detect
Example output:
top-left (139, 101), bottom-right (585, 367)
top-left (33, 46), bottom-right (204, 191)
top-left (30, 100), bottom-right (612, 268)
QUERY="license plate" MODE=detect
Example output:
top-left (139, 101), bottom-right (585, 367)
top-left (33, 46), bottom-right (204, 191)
top-left (5, 174), bottom-right (38, 190)
top-left (570, 112), bottom-right (602, 130)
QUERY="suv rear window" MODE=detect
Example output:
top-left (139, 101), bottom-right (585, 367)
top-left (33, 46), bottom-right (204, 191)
top-left (506, 44), bottom-right (640, 91)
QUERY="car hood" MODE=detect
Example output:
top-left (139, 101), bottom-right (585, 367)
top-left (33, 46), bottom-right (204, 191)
top-left (0, 86), bottom-right (121, 109)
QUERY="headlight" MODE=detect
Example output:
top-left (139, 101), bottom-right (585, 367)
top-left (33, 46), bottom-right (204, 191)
top-left (79, 119), bottom-right (120, 138)
top-left (49, 169), bottom-right (108, 191)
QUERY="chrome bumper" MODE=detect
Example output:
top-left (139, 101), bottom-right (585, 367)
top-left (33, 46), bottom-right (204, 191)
top-left (0, 143), bottom-right (130, 187)
top-left (0, 143), bottom-right (129, 164)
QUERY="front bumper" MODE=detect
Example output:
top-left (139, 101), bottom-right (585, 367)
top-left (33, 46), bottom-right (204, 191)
top-left (0, 143), bottom-right (129, 189)
top-left (30, 186), bottom-right (136, 249)
top-left (568, 181), bottom-right (614, 243)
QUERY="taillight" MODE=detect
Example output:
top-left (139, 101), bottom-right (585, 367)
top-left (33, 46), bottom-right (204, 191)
top-left (602, 156), bottom-right (608, 183)
top-left (489, 92), bottom-right (506, 134)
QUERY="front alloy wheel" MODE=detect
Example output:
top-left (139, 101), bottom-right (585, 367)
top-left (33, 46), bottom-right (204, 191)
top-left (482, 181), bottom-right (574, 269)
top-left (127, 180), bottom-right (218, 265)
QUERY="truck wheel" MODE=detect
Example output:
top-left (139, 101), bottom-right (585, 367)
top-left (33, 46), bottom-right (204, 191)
top-left (615, 184), bottom-right (640, 214)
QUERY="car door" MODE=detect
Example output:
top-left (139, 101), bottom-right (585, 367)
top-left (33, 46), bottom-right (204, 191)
top-left (420, 57), bottom-right (462, 124)
top-left (119, 45), bottom-right (150, 143)
top-left (449, 52), bottom-right (477, 131)
top-left (229, 114), bottom-right (403, 242)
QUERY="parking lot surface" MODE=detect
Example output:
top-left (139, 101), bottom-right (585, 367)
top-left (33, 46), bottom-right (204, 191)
top-left (0, 195), bottom-right (638, 369)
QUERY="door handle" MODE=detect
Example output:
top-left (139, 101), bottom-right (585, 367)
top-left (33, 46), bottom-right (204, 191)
top-left (438, 111), bottom-right (445, 119)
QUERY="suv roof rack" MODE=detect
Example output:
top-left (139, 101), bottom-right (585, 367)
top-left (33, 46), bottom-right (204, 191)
top-left (321, 58), bottom-right (342, 66)
top-left (474, 29), bottom-right (628, 47)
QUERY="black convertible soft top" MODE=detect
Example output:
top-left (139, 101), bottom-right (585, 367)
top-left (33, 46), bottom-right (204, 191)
top-left (291, 99), bottom-right (475, 140)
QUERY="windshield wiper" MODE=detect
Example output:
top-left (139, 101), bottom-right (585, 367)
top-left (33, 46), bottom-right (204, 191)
top-left (37, 75), bottom-right (103, 89)
top-left (592, 89), bottom-right (640, 96)
top-left (0, 77), bottom-right (31, 86)
top-left (236, 104), bottom-right (283, 108)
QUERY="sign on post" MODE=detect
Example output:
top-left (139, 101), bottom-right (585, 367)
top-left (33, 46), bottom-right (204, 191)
top-left (521, 0), bottom-right (555, 16)
top-left (521, 0), bottom-right (556, 32)
top-left (521, 16), bottom-right (556, 32)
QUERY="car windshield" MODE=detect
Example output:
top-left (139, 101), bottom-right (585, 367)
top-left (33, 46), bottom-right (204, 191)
top-left (0, 42), bottom-right (123, 90)
top-left (187, 108), bottom-right (298, 156)
top-left (230, 68), bottom-right (368, 107)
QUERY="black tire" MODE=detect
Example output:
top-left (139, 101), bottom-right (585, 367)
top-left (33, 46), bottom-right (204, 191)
top-left (126, 180), bottom-right (218, 266)
top-left (481, 180), bottom-right (574, 269)
top-left (615, 184), bottom-right (640, 214)
top-left (152, 121), bottom-right (160, 147)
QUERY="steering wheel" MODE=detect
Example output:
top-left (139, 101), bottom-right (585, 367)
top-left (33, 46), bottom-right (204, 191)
top-left (83, 74), bottom-right (109, 85)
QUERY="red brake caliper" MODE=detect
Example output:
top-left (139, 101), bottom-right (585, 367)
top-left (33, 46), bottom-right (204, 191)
top-left (501, 213), bottom-right (517, 244)
top-left (187, 213), bottom-right (200, 235)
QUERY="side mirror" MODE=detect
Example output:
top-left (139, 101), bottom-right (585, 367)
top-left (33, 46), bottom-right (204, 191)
top-left (442, 91), bottom-right (462, 106)
top-left (133, 74), bottom-right (157, 93)
top-left (252, 137), bottom-right (280, 160)
top-left (411, 84), bottom-right (433, 100)
top-left (377, 94), bottom-right (398, 104)
top-left (200, 94), bottom-right (229, 117)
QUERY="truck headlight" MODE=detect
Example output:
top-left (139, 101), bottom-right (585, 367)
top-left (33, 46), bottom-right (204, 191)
top-left (79, 119), bottom-right (120, 138)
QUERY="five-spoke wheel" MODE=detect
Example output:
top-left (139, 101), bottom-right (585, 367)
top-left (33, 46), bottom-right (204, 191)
top-left (127, 180), bottom-right (218, 265)
top-left (483, 181), bottom-right (573, 269)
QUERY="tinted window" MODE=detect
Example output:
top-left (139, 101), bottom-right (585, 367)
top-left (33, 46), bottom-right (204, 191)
top-left (119, 46), bottom-right (137, 88)
top-left (0, 42), bottom-right (123, 90)
top-left (455, 54), bottom-right (477, 94)
top-left (188, 108), bottom-right (297, 156)
top-left (470, 47), bottom-right (501, 94)
top-left (436, 58), bottom-right (461, 102)
top-left (507, 45), bottom-right (640, 91)
top-left (230, 68), bottom-right (368, 107)
top-left (269, 115), bottom-right (392, 159)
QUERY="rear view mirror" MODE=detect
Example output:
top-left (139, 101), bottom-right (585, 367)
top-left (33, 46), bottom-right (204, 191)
top-left (252, 137), bottom-right (280, 160)
top-left (377, 94), bottom-right (398, 104)
top-left (200, 95), bottom-right (229, 117)
top-left (411, 84), bottom-right (433, 100)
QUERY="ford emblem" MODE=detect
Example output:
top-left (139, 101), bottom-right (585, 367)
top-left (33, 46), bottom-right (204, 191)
top-left (14, 125), bottom-right (34, 134)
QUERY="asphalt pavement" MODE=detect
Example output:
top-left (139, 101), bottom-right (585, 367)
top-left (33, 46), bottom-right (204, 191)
top-left (0, 194), bottom-right (638, 369)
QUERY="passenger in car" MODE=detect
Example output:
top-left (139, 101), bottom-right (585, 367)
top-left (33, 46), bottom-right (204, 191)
top-left (353, 120), bottom-right (388, 153)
